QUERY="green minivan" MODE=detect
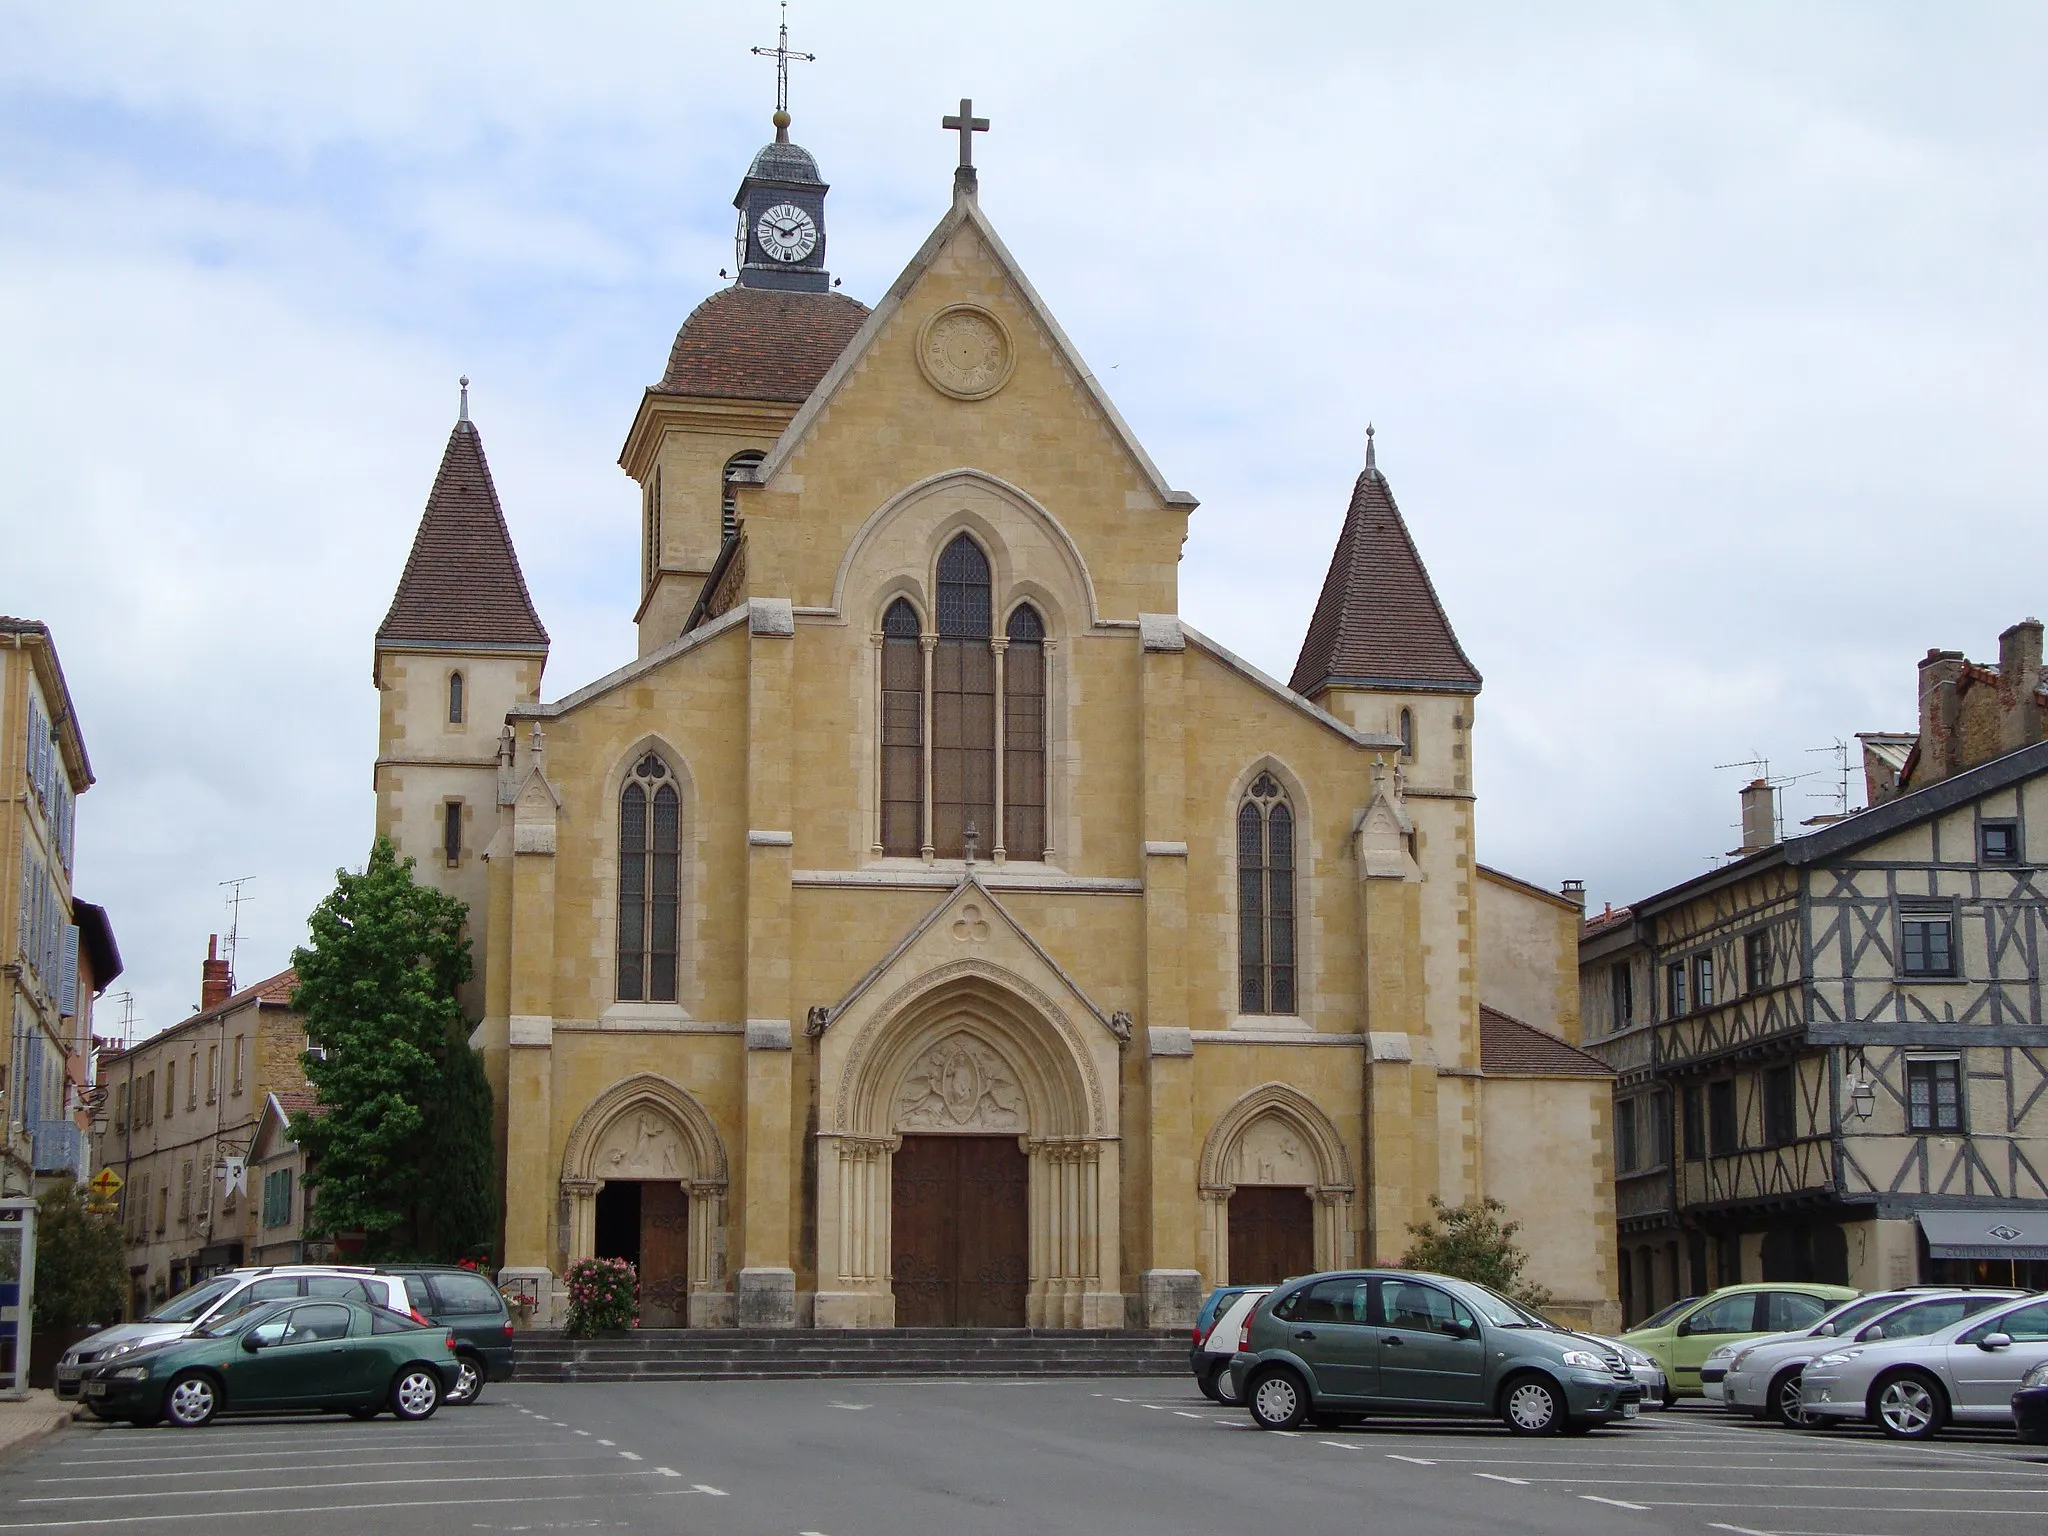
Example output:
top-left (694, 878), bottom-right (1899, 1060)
top-left (1618, 1282), bottom-right (1859, 1400)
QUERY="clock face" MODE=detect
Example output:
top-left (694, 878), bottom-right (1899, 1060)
top-left (734, 210), bottom-right (748, 272)
top-left (755, 202), bottom-right (817, 263)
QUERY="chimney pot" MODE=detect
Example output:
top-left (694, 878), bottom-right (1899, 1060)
top-left (1560, 879), bottom-right (1586, 907)
top-left (1739, 779), bottom-right (1778, 855)
top-left (200, 933), bottom-right (233, 1012)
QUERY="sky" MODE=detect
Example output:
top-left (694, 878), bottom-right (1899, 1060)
top-left (4, 2), bottom-right (2046, 1042)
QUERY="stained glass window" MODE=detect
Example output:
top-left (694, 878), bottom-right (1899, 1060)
top-left (617, 753), bottom-right (680, 1002)
top-left (1238, 773), bottom-right (1297, 1014)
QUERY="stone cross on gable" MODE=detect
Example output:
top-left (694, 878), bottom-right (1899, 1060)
top-left (943, 98), bottom-right (990, 194)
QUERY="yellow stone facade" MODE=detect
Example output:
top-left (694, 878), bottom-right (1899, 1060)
top-left (374, 176), bottom-right (1617, 1331)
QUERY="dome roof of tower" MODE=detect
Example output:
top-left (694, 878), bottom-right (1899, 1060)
top-left (654, 286), bottom-right (870, 404)
top-left (747, 137), bottom-right (823, 185)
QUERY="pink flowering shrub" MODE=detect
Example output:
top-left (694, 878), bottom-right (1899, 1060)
top-left (563, 1256), bottom-right (638, 1338)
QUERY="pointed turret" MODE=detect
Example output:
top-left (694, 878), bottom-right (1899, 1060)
top-left (1289, 430), bottom-right (1480, 701)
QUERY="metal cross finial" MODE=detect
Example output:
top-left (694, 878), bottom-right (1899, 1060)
top-left (943, 98), bottom-right (990, 193)
top-left (459, 375), bottom-right (470, 423)
top-left (750, 2), bottom-right (815, 131)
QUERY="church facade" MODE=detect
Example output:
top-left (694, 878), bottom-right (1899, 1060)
top-left (372, 111), bottom-right (1619, 1331)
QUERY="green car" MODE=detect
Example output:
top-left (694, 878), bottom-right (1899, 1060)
top-left (1618, 1282), bottom-right (1859, 1400)
top-left (80, 1297), bottom-right (462, 1428)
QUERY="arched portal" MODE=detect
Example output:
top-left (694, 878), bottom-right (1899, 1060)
top-left (818, 969), bottom-right (1119, 1329)
top-left (559, 1074), bottom-right (731, 1327)
top-left (1199, 1083), bottom-right (1354, 1285)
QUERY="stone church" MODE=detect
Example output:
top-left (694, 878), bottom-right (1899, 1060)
top-left (371, 104), bottom-right (1619, 1331)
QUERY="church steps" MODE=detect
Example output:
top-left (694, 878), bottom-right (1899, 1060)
top-left (511, 1328), bottom-right (1186, 1381)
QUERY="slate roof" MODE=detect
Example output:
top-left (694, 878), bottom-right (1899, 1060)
top-left (377, 420), bottom-right (549, 651)
top-left (1289, 453), bottom-right (1481, 699)
top-left (654, 286), bottom-right (871, 403)
top-left (1479, 1006), bottom-right (1613, 1076)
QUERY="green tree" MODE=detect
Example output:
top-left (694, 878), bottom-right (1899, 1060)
top-left (32, 1178), bottom-right (126, 1329)
top-left (290, 835), bottom-right (496, 1261)
top-left (1398, 1196), bottom-right (1553, 1310)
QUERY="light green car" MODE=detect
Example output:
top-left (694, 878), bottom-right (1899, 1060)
top-left (1619, 1282), bottom-right (1859, 1400)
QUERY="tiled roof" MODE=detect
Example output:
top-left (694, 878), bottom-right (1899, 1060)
top-left (1479, 1006), bottom-right (1613, 1076)
top-left (1581, 904), bottom-right (1634, 939)
top-left (654, 286), bottom-right (871, 404)
top-left (271, 1089), bottom-right (326, 1120)
top-left (377, 421), bottom-right (549, 651)
top-left (1289, 456), bottom-right (1481, 699)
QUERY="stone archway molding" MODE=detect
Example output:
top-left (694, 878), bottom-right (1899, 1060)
top-left (561, 1072), bottom-right (730, 1186)
top-left (1199, 1082), bottom-right (1354, 1282)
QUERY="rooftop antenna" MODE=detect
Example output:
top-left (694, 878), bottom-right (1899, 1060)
top-left (750, 2), bottom-right (815, 134)
top-left (108, 990), bottom-right (137, 1049)
top-left (219, 876), bottom-right (255, 991)
top-left (1709, 753), bottom-right (1825, 858)
top-left (1801, 738), bottom-right (1856, 823)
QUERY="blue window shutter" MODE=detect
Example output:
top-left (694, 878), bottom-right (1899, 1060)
top-left (60, 924), bottom-right (78, 1016)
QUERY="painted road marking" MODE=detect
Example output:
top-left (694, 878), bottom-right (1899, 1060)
top-left (1319, 1440), bottom-right (1360, 1451)
top-left (1707, 1525), bottom-right (1780, 1536)
top-left (1387, 1454), bottom-right (1437, 1466)
top-left (1580, 1495), bottom-right (1651, 1511)
top-left (1174, 1411), bottom-right (1203, 1418)
top-left (828, 1402), bottom-right (871, 1411)
top-left (655, 1467), bottom-right (680, 1477)
top-left (596, 1439), bottom-right (615, 1446)
top-left (692, 1484), bottom-right (728, 1496)
top-left (1474, 1473), bottom-right (1530, 1486)
top-left (618, 1451), bottom-right (642, 1461)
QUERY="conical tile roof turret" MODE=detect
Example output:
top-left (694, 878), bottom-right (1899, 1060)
top-left (1289, 429), bottom-right (1480, 699)
top-left (377, 396), bottom-right (549, 652)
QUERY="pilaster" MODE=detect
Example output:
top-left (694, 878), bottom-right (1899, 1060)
top-left (504, 736), bottom-right (559, 1272)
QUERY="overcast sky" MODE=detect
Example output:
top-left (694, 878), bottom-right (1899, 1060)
top-left (5, 2), bottom-right (2045, 1041)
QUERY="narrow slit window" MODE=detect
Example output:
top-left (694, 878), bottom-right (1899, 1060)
top-left (443, 801), bottom-right (462, 866)
top-left (1003, 604), bottom-right (1046, 859)
top-left (880, 600), bottom-right (925, 855)
top-left (447, 671), bottom-right (464, 725)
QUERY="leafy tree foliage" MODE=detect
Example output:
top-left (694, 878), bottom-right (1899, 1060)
top-left (290, 836), bottom-right (496, 1261)
top-left (32, 1178), bottom-right (126, 1329)
top-left (1398, 1196), bottom-right (1553, 1309)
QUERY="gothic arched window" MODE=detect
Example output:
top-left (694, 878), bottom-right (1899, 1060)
top-left (448, 671), bottom-right (464, 725)
top-left (932, 534), bottom-right (995, 859)
top-left (1003, 604), bottom-right (1046, 860)
top-left (880, 599), bottom-right (924, 857)
top-left (617, 752), bottom-right (681, 1003)
top-left (1238, 772), bottom-right (1297, 1015)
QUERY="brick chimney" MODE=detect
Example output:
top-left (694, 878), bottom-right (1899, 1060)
top-left (1916, 648), bottom-right (1967, 785)
top-left (200, 934), bottom-right (232, 1012)
top-left (1740, 779), bottom-right (1777, 854)
top-left (1998, 618), bottom-right (2044, 753)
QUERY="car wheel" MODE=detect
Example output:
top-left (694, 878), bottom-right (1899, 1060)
top-left (1196, 1364), bottom-right (1224, 1403)
top-left (164, 1372), bottom-right (220, 1429)
top-left (1248, 1367), bottom-right (1310, 1431)
top-left (1501, 1373), bottom-right (1565, 1436)
top-left (446, 1354), bottom-right (484, 1406)
top-left (1872, 1370), bottom-right (1945, 1441)
top-left (1767, 1368), bottom-right (1810, 1427)
top-left (390, 1367), bottom-right (442, 1422)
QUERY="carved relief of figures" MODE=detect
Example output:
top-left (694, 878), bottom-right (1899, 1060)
top-left (597, 1110), bottom-right (682, 1177)
top-left (896, 1034), bottom-right (1025, 1130)
top-left (1232, 1114), bottom-right (1310, 1186)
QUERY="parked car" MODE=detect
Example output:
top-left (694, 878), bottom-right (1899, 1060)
top-left (79, 1297), bottom-right (461, 1428)
top-left (2014, 1359), bottom-right (2048, 1444)
top-left (1594, 1336), bottom-right (1669, 1408)
top-left (1801, 1292), bottom-right (2048, 1439)
top-left (377, 1265), bottom-right (517, 1404)
top-left (55, 1266), bottom-right (415, 1402)
top-left (1617, 1282), bottom-right (1860, 1400)
top-left (1190, 1287), bottom-right (1271, 1405)
top-left (1230, 1269), bottom-right (1644, 1435)
top-left (1716, 1290), bottom-right (2020, 1424)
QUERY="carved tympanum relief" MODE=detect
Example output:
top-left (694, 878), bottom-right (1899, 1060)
top-left (596, 1110), bottom-right (683, 1177)
top-left (896, 1033), bottom-right (1025, 1130)
top-left (1231, 1114), bottom-right (1311, 1186)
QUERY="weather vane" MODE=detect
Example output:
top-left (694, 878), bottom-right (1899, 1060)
top-left (751, 2), bottom-right (815, 122)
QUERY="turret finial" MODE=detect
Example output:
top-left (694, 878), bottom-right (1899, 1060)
top-left (459, 376), bottom-right (470, 423)
top-left (1364, 421), bottom-right (1376, 472)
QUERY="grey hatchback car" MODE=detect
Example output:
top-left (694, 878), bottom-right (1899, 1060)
top-left (1231, 1270), bottom-right (1644, 1435)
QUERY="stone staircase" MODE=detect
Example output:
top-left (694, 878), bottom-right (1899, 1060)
top-left (513, 1327), bottom-right (1189, 1383)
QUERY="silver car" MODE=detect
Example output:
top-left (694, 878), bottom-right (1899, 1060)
top-left (1719, 1290), bottom-right (2020, 1424)
top-left (1592, 1336), bottom-right (1668, 1408)
top-left (1801, 1292), bottom-right (2048, 1439)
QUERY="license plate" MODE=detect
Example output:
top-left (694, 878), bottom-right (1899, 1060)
top-left (1621, 1400), bottom-right (1639, 1418)
top-left (83, 1381), bottom-right (107, 1399)
top-left (54, 1366), bottom-right (81, 1382)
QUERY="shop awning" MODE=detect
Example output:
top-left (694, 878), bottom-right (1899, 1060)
top-left (1918, 1210), bottom-right (2048, 1261)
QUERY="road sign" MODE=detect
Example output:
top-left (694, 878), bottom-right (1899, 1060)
top-left (87, 1168), bottom-right (123, 1199)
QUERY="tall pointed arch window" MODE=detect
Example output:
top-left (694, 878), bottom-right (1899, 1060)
top-left (447, 671), bottom-right (465, 725)
top-left (1003, 604), bottom-right (1046, 859)
top-left (880, 600), bottom-right (925, 856)
top-left (932, 534), bottom-right (995, 859)
top-left (1238, 773), bottom-right (1297, 1015)
top-left (617, 752), bottom-right (681, 1003)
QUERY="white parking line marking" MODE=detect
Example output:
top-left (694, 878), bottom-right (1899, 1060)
top-left (0, 1485), bottom-right (709, 1531)
top-left (1319, 1440), bottom-right (1360, 1451)
top-left (45, 1454), bottom-right (615, 1483)
top-left (573, 1429), bottom-right (591, 1436)
top-left (654, 1467), bottom-right (680, 1477)
top-left (1474, 1473), bottom-right (1530, 1485)
top-left (1174, 1411), bottom-right (1203, 1418)
top-left (618, 1451), bottom-right (642, 1461)
top-left (692, 1484), bottom-right (728, 1496)
top-left (1141, 1404), bottom-right (1164, 1410)
top-left (1580, 1495), bottom-right (1650, 1511)
top-left (21, 1470), bottom-right (663, 1505)
top-left (596, 1438), bottom-right (615, 1446)
top-left (1708, 1524), bottom-right (1781, 1536)
top-left (1387, 1454), bottom-right (1437, 1465)
top-left (828, 1402), bottom-right (871, 1411)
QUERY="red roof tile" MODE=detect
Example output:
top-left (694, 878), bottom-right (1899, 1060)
top-left (654, 285), bottom-right (871, 404)
top-left (377, 421), bottom-right (549, 651)
top-left (1479, 1006), bottom-right (1612, 1076)
top-left (1290, 454), bottom-right (1481, 699)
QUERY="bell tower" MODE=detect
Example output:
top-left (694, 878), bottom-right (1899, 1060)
top-left (735, 10), bottom-right (830, 293)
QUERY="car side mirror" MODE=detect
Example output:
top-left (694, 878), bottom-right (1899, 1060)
top-left (1817, 1322), bottom-right (1836, 1337)
top-left (1855, 1324), bottom-right (1880, 1342)
top-left (1979, 1332), bottom-right (2014, 1351)
top-left (1675, 1317), bottom-right (1694, 1337)
top-left (241, 1333), bottom-right (264, 1354)
top-left (1450, 1320), bottom-right (1477, 1340)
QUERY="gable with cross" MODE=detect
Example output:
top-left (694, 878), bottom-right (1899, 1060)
top-left (943, 98), bottom-right (990, 195)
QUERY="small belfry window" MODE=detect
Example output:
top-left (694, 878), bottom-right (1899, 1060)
top-left (617, 752), bottom-right (681, 1003)
top-left (1237, 772), bottom-right (1297, 1014)
top-left (447, 671), bottom-right (464, 725)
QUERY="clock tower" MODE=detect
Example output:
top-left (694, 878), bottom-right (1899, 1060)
top-left (734, 112), bottom-right (831, 294)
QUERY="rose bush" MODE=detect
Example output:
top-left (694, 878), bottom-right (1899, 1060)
top-left (563, 1256), bottom-right (638, 1337)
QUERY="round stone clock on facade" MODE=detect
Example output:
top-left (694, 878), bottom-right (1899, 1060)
top-left (918, 304), bottom-right (1015, 400)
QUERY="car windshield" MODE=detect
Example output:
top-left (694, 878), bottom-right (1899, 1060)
top-left (1812, 1293), bottom-right (1907, 1336)
top-left (143, 1277), bottom-right (240, 1324)
top-left (1633, 1296), bottom-right (1701, 1332)
top-left (1459, 1284), bottom-right (1552, 1328)
top-left (192, 1304), bottom-right (283, 1341)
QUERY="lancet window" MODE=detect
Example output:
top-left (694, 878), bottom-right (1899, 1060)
top-left (617, 752), bottom-right (681, 1002)
top-left (1238, 772), bottom-right (1297, 1015)
top-left (878, 533), bottom-right (1049, 861)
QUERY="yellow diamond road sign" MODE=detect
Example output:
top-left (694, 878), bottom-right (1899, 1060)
top-left (88, 1169), bottom-right (124, 1199)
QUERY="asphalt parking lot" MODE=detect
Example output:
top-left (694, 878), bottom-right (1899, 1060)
top-left (1, 1380), bottom-right (2044, 1535)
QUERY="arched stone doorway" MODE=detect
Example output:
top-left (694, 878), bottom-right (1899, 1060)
top-left (817, 967), bottom-right (1121, 1329)
top-left (560, 1074), bottom-right (731, 1328)
top-left (1199, 1084), bottom-right (1354, 1286)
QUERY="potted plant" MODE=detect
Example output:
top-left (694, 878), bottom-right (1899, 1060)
top-left (562, 1257), bottom-right (638, 1339)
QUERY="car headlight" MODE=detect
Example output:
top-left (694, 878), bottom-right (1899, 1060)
top-left (1559, 1350), bottom-right (1607, 1370)
top-left (1811, 1348), bottom-right (1863, 1368)
top-left (1616, 1344), bottom-right (1653, 1368)
top-left (110, 1366), bottom-right (149, 1381)
top-left (98, 1341), bottom-right (138, 1361)
top-left (2022, 1361), bottom-right (2048, 1391)
top-left (1703, 1344), bottom-right (1737, 1365)
top-left (1729, 1347), bottom-right (1759, 1373)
